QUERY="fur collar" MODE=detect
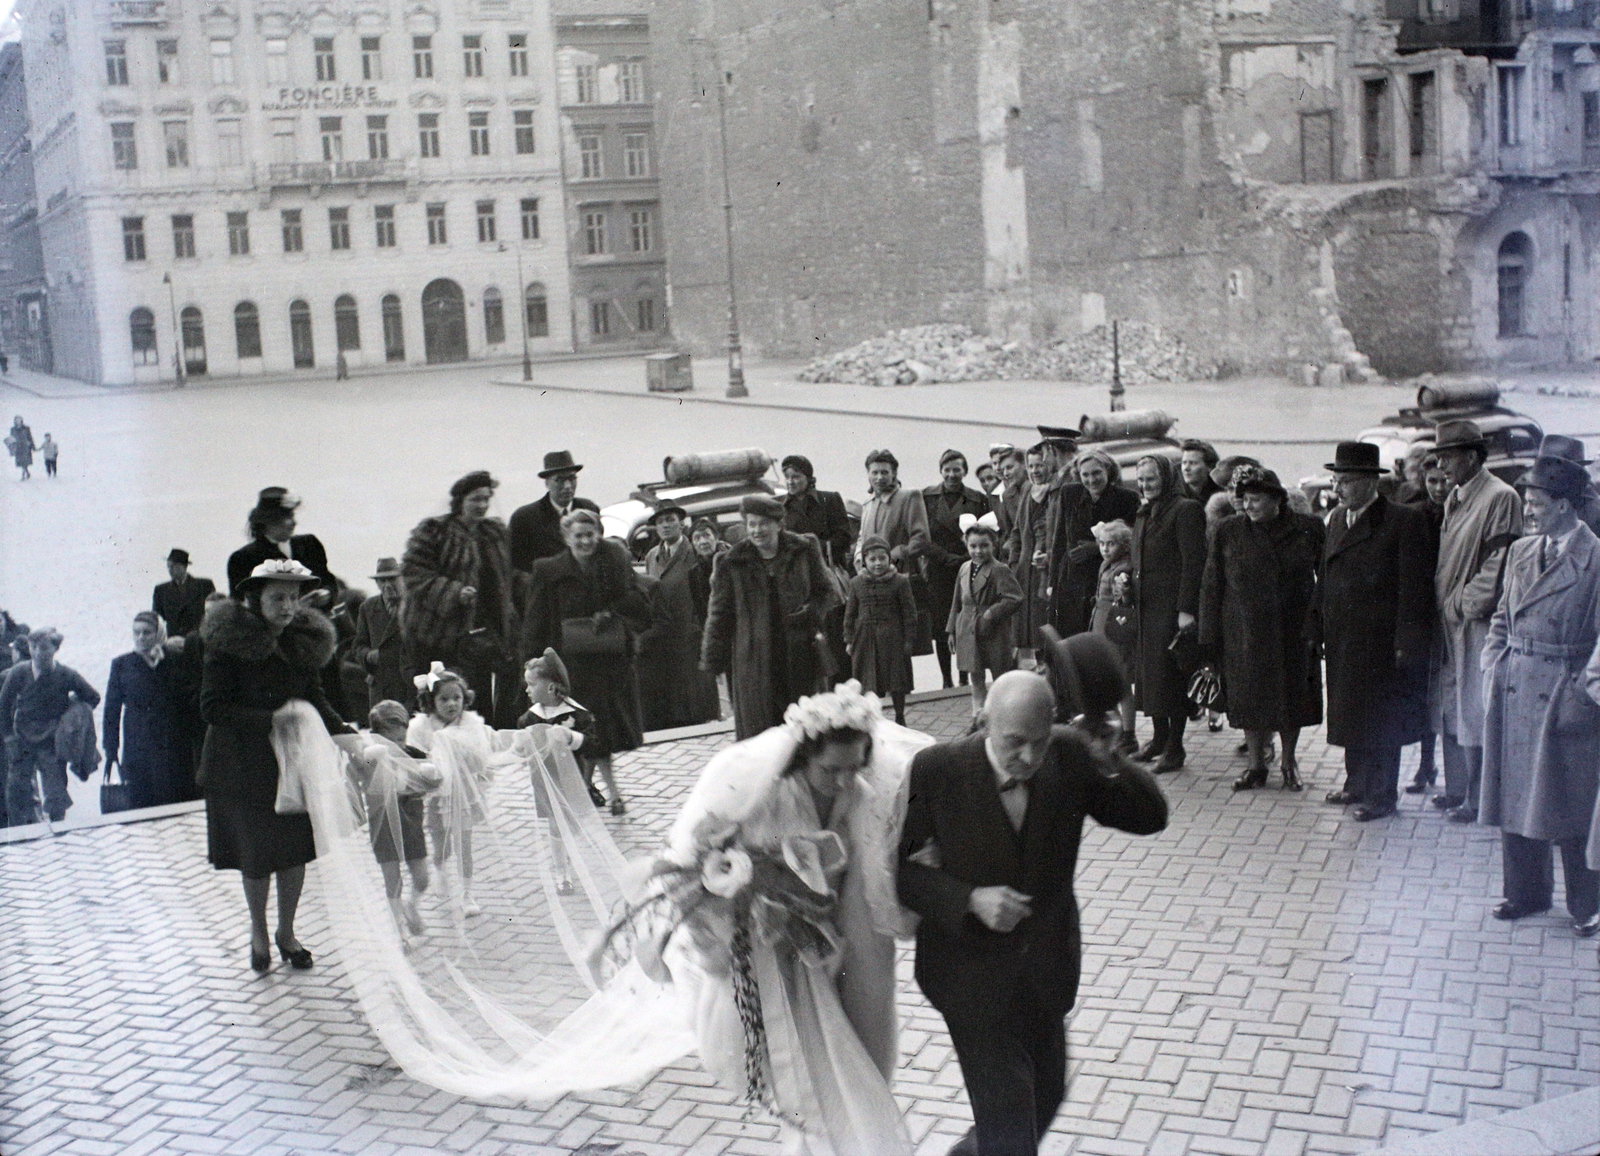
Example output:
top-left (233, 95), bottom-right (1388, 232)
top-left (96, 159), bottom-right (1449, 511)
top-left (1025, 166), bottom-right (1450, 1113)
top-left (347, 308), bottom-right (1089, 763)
top-left (725, 531), bottom-right (809, 567)
top-left (201, 599), bottom-right (337, 669)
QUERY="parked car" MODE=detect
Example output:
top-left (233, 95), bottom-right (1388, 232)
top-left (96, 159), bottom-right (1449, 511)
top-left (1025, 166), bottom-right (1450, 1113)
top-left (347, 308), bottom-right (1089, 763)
top-left (1072, 411), bottom-right (1183, 484)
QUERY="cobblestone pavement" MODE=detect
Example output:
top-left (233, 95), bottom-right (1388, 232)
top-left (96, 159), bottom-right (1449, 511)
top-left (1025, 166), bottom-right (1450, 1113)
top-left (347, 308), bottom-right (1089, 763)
top-left (2, 696), bottom-right (1596, 1156)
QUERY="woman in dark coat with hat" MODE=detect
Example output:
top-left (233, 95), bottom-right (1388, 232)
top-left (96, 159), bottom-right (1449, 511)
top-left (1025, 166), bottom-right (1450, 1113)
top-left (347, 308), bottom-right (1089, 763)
top-left (1199, 469), bottom-right (1324, 790)
top-left (1132, 454), bottom-right (1207, 772)
top-left (1055, 449), bottom-right (1141, 638)
top-left (103, 611), bottom-right (187, 809)
top-left (520, 508), bottom-right (651, 812)
top-left (701, 495), bottom-right (839, 739)
top-left (198, 559), bottom-right (355, 973)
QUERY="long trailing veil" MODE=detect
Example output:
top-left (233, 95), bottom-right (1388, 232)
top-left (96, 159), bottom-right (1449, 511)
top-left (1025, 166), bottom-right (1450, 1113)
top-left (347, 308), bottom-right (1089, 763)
top-left (270, 690), bottom-right (931, 1108)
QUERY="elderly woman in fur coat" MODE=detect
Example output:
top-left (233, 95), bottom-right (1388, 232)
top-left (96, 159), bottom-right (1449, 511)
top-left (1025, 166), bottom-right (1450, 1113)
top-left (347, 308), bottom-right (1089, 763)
top-left (198, 559), bottom-right (355, 974)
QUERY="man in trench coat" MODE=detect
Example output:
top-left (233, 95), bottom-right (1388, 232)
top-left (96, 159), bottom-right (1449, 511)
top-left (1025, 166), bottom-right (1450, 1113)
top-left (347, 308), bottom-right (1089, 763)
top-left (1479, 455), bottom-right (1600, 937)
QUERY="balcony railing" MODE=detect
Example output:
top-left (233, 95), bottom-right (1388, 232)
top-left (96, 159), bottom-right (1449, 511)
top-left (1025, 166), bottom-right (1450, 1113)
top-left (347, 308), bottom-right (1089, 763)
top-left (266, 159), bottom-right (409, 186)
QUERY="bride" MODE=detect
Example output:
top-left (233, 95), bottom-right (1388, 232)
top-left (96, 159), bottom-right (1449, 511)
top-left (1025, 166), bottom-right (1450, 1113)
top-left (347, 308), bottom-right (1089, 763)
top-left (618, 681), bottom-right (932, 1156)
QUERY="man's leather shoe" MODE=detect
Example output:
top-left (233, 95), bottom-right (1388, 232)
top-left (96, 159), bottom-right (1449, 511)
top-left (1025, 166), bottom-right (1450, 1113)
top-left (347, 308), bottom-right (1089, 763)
top-left (946, 1127), bottom-right (978, 1156)
top-left (1573, 913), bottom-right (1600, 938)
top-left (1154, 754), bottom-right (1186, 774)
top-left (1404, 781), bottom-right (1427, 795)
top-left (1233, 767), bottom-right (1269, 791)
top-left (1325, 790), bottom-right (1358, 805)
top-left (1492, 901), bottom-right (1550, 921)
top-left (1134, 739), bottom-right (1163, 762)
top-left (1353, 803), bottom-right (1396, 822)
top-left (1447, 806), bottom-right (1477, 824)
top-left (1431, 794), bottom-right (1462, 810)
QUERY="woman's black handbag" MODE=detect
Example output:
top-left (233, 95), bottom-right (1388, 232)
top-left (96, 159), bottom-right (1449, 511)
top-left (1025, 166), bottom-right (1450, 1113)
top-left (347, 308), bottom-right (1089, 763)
top-left (560, 615), bottom-right (628, 658)
top-left (100, 765), bottom-right (132, 815)
top-left (1187, 664), bottom-right (1225, 720)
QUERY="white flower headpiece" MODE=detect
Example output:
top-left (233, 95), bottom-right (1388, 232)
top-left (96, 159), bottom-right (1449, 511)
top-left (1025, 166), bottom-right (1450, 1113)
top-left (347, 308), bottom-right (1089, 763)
top-left (413, 660), bottom-right (449, 693)
top-left (783, 680), bottom-right (883, 743)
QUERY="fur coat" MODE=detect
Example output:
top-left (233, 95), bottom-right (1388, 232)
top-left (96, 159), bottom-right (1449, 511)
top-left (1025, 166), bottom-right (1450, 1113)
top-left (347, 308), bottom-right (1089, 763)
top-left (400, 514), bottom-right (519, 663)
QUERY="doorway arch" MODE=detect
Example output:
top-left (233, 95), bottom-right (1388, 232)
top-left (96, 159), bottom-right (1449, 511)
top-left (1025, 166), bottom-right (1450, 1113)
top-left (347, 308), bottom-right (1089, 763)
top-left (180, 305), bottom-right (207, 376)
top-left (421, 278), bottom-right (467, 363)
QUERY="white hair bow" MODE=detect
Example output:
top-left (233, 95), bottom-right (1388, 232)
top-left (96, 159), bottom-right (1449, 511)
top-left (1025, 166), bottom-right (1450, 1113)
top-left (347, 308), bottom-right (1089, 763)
top-left (958, 511), bottom-right (1000, 533)
top-left (413, 660), bottom-right (448, 692)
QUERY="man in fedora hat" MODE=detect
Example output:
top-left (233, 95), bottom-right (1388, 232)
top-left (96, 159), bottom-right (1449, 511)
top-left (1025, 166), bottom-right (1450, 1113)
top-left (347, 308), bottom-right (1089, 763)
top-left (1312, 443), bottom-right (1437, 821)
top-left (1479, 451), bottom-right (1600, 937)
top-left (640, 505), bottom-right (719, 728)
top-left (152, 548), bottom-right (216, 637)
top-left (509, 450), bottom-right (600, 574)
top-left (1535, 434), bottom-right (1599, 535)
top-left (1431, 419), bottom-right (1522, 822)
top-left (351, 558), bottom-right (409, 711)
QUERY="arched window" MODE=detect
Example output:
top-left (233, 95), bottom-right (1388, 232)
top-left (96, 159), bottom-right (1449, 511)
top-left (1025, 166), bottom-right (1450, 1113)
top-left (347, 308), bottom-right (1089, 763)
top-left (382, 293), bottom-right (405, 361)
top-left (483, 286), bottom-right (505, 345)
top-left (1497, 232), bottom-right (1531, 338)
top-left (234, 301), bottom-right (261, 358)
top-left (334, 293), bottom-right (360, 351)
top-left (524, 281), bottom-right (548, 338)
top-left (289, 299), bottom-right (314, 368)
top-left (130, 307), bottom-right (158, 365)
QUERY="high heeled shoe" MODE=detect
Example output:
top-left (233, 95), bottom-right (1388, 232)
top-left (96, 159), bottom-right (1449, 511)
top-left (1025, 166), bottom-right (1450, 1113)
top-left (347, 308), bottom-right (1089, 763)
top-left (275, 935), bottom-right (313, 970)
top-left (250, 944), bottom-right (271, 973)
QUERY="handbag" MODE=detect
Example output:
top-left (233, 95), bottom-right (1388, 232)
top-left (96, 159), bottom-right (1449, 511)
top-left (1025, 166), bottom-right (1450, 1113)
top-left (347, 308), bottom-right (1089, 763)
top-left (100, 765), bottom-right (132, 815)
top-left (1187, 664), bottom-right (1225, 720)
top-left (560, 615), bottom-right (628, 658)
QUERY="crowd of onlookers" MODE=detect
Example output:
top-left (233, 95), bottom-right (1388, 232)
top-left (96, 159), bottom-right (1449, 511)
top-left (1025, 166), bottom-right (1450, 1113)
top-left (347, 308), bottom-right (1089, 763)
top-left (3, 425), bottom-right (1598, 946)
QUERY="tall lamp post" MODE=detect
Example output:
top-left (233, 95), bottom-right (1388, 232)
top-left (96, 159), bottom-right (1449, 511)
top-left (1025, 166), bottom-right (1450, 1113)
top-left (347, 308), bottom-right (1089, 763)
top-left (499, 242), bottom-right (533, 381)
top-left (162, 272), bottom-right (184, 387)
top-left (1108, 318), bottom-right (1124, 412)
top-left (690, 37), bottom-right (746, 398)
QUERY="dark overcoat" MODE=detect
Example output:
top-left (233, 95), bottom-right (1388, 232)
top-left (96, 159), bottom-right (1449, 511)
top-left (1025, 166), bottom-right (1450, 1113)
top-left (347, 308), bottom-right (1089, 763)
top-left (782, 488), bottom-right (852, 569)
top-left (642, 537), bottom-right (720, 728)
top-left (844, 570), bottom-right (917, 695)
top-left (102, 652), bottom-right (186, 809)
top-left (701, 532), bottom-right (838, 740)
top-left (508, 495), bottom-right (600, 574)
top-left (226, 534), bottom-right (337, 597)
top-left (1054, 483), bottom-right (1141, 638)
top-left (1132, 492), bottom-right (1207, 717)
top-left (351, 594), bottom-right (410, 710)
top-left (152, 577), bottom-right (217, 637)
top-left (921, 484), bottom-right (993, 639)
top-left (1312, 496), bottom-right (1436, 749)
top-left (946, 559), bottom-right (1024, 676)
top-left (1199, 510), bottom-right (1325, 732)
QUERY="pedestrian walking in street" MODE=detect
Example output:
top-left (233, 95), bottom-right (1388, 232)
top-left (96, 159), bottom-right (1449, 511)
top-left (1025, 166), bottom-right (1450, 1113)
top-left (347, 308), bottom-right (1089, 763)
top-left (945, 514), bottom-right (1022, 718)
top-left (352, 558), bottom-right (410, 711)
top-left (1199, 468), bottom-right (1323, 792)
top-left (153, 548), bottom-right (217, 638)
top-left (845, 534), bottom-right (917, 723)
top-left (6, 415), bottom-right (34, 480)
top-left (1479, 453), bottom-right (1600, 937)
top-left (1055, 448), bottom-right (1140, 639)
top-left (508, 450), bottom-right (600, 574)
top-left (102, 612), bottom-right (186, 810)
top-left (922, 449), bottom-right (992, 689)
top-left (642, 505), bottom-right (720, 728)
top-left (0, 628), bottom-right (100, 825)
top-left (39, 434), bottom-right (57, 477)
top-left (1131, 454), bottom-right (1207, 772)
top-left (400, 472), bottom-right (522, 728)
top-left (1312, 443), bottom-right (1436, 822)
top-left (897, 664), bottom-right (1167, 1156)
top-left (1432, 420), bottom-right (1523, 823)
top-left (855, 448), bottom-right (933, 664)
top-left (196, 559), bottom-right (352, 973)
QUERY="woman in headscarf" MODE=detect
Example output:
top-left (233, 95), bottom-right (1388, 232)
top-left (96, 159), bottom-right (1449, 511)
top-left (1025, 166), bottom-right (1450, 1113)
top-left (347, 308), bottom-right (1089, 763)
top-left (102, 611), bottom-right (187, 809)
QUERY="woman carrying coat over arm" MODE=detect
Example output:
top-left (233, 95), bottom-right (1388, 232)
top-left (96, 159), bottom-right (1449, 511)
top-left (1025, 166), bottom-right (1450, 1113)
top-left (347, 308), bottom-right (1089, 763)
top-left (1132, 454), bottom-right (1208, 773)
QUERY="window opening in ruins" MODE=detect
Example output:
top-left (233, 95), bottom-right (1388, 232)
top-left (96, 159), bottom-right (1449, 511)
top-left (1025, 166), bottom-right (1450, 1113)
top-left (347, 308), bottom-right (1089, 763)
top-left (1497, 232), bottom-right (1531, 338)
top-left (1499, 66), bottom-right (1524, 148)
top-left (1409, 72), bottom-right (1435, 168)
top-left (1362, 78), bottom-right (1390, 179)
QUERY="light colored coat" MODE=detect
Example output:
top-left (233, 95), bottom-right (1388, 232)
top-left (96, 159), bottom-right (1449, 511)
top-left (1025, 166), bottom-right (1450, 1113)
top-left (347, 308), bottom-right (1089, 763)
top-left (945, 559), bottom-right (1023, 675)
top-left (1480, 523), bottom-right (1600, 843)
top-left (854, 486), bottom-right (930, 571)
top-left (1434, 468), bottom-right (1522, 743)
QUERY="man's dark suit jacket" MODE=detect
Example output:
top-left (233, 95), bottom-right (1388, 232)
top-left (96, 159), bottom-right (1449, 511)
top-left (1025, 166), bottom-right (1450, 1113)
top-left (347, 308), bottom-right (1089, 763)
top-left (226, 535), bottom-right (337, 597)
top-left (153, 576), bottom-right (217, 636)
top-left (508, 495), bottom-right (601, 575)
top-left (898, 728), bottom-right (1167, 1017)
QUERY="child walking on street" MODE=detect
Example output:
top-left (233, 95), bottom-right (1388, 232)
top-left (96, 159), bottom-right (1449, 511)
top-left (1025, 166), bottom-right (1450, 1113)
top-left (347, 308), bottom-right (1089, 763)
top-left (359, 700), bottom-right (439, 937)
top-left (945, 514), bottom-right (1023, 717)
top-left (40, 435), bottom-right (57, 478)
top-left (844, 534), bottom-right (917, 725)
top-left (406, 664), bottom-right (491, 916)
top-left (519, 648), bottom-right (598, 894)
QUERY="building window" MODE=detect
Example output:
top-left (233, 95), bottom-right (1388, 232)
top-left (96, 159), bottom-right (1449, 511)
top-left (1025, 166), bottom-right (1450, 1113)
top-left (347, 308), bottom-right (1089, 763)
top-left (290, 299), bottom-right (314, 368)
top-left (1498, 231), bottom-right (1531, 338)
top-left (321, 117), bottom-right (343, 161)
top-left (382, 294), bottom-right (405, 360)
top-left (590, 301), bottom-right (611, 337)
top-left (623, 133), bottom-right (650, 177)
top-left (157, 39), bottom-right (180, 85)
top-left (1585, 92), bottom-right (1599, 142)
top-left (329, 207), bottom-right (351, 251)
top-left (234, 301), bottom-right (262, 359)
top-left (171, 214), bottom-right (195, 259)
top-left (217, 119), bottom-right (243, 167)
top-left (469, 111), bottom-right (490, 156)
top-left (583, 209), bottom-right (606, 255)
top-left (1564, 242), bottom-right (1572, 301)
top-left (629, 207), bottom-right (652, 252)
top-left (130, 307), bottom-right (158, 365)
top-left (418, 113), bottom-right (440, 158)
top-left (574, 63), bottom-right (597, 104)
top-left (164, 121), bottom-right (190, 168)
top-left (281, 208), bottom-right (303, 253)
top-left (520, 197), bottom-right (540, 240)
top-left (476, 200), bottom-right (496, 243)
top-left (335, 294), bottom-right (360, 351)
top-left (266, 38), bottom-right (288, 83)
top-left (514, 109), bottom-right (535, 154)
top-left (618, 60), bottom-right (645, 104)
top-left (122, 217), bottom-right (147, 262)
top-left (361, 36), bottom-right (382, 81)
top-left (1499, 66), bottom-right (1524, 148)
top-left (1408, 72), bottom-right (1434, 161)
top-left (525, 283), bottom-right (549, 336)
top-left (210, 39), bottom-right (235, 84)
top-left (106, 41), bottom-right (129, 86)
top-left (413, 36), bottom-right (433, 79)
top-left (271, 118), bottom-right (296, 163)
top-left (484, 288), bottom-right (505, 344)
top-left (636, 297), bottom-right (656, 332)
top-left (508, 34), bottom-right (528, 77)
top-left (315, 37), bottom-right (336, 82)
top-left (375, 204), bottom-right (396, 248)
top-left (367, 115), bottom-right (389, 160)
top-left (426, 203), bottom-right (447, 245)
top-left (111, 122), bottom-right (138, 171)
top-left (227, 211), bottom-right (250, 256)
top-left (463, 34), bottom-right (483, 77)
top-left (578, 133), bottom-right (603, 178)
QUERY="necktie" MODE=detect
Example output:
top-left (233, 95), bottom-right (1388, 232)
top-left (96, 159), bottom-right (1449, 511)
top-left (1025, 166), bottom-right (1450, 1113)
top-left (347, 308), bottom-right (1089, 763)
top-left (1540, 537), bottom-right (1552, 574)
top-left (998, 775), bottom-right (1027, 832)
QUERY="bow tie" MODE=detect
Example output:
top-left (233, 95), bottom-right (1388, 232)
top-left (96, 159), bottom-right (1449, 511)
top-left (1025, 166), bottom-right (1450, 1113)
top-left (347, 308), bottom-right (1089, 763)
top-left (998, 776), bottom-right (1027, 794)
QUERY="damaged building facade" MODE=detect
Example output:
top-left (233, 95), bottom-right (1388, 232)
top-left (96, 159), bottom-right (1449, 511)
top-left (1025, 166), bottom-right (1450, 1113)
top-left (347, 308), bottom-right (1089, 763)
top-left (652, 0), bottom-right (1594, 378)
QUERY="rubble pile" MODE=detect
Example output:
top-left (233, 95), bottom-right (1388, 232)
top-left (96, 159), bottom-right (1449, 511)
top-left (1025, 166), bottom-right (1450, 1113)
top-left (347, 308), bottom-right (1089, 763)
top-left (797, 323), bottom-right (1213, 386)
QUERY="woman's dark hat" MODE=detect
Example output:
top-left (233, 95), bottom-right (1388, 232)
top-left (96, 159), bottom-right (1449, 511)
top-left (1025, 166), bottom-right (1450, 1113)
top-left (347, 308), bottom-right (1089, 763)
top-left (780, 454), bottom-right (815, 479)
top-left (254, 486), bottom-right (301, 512)
top-left (539, 450), bottom-right (583, 477)
top-left (1040, 626), bottom-right (1126, 719)
top-left (236, 558), bottom-right (320, 594)
top-left (740, 494), bottom-right (786, 522)
top-left (1521, 456), bottom-right (1586, 502)
top-left (166, 548), bottom-right (191, 565)
top-left (1236, 468), bottom-right (1287, 500)
top-left (649, 504), bottom-right (689, 524)
top-left (450, 470), bottom-right (497, 501)
top-left (1537, 433), bottom-right (1591, 466)
top-left (1324, 442), bottom-right (1387, 474)
top-left (1432, 420), bottom-right (1487, 453)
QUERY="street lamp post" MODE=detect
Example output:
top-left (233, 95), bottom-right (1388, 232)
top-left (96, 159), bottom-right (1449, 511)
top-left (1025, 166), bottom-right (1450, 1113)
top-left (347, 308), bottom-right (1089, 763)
top-left (162, 272), bottom-right (184, 387)
top-left (500, 242), bottom-right (533, 380)
top-left (1108, 318), bottom-right (1125, 412)
top-left (691, 38), bottom-right (746, 398)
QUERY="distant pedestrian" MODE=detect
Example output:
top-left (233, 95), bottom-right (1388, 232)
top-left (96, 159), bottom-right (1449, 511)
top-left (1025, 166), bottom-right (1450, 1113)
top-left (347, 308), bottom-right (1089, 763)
top-left (103, 612), bottom-right (186, 810)
top-left (844, 534), bottom-right (918, 725)
top-left (0, 628), bottom-right (101, 826)
top-left (153, 548), bottom-right (217, 637)
top-left (40, 434), bottom-right (57, 477)
top-left (0, 351), bottom-right (9, 373)
top-left (945, 514), bottom-right (1022, 718)
top-left (335, 352), bottom-right (349, 380)
top-left (6, 415), bottom-right (34, 480)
